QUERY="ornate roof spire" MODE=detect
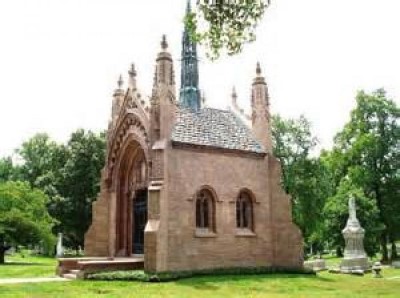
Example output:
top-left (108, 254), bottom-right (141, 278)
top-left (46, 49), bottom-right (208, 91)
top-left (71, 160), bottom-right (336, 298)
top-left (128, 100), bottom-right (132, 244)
top-left (161, 34), bottom-right (168, 50)
top-left (179, 0), bottom-right (201, 110)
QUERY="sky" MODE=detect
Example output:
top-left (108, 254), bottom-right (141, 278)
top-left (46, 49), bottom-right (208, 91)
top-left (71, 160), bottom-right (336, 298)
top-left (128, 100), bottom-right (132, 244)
top-left (0, 0), bottom-right (399, 157)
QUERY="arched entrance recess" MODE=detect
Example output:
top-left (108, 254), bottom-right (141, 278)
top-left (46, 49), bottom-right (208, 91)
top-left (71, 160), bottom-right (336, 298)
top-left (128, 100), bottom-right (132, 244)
top-left (114, 139), bottom-right (148, 256)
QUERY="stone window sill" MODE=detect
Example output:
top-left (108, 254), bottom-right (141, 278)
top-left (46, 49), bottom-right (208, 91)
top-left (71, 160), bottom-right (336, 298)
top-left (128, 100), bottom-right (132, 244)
top-left (235, 229), bottom-right (256, 237)
top-left (194, 228), bottom-right (217, 238)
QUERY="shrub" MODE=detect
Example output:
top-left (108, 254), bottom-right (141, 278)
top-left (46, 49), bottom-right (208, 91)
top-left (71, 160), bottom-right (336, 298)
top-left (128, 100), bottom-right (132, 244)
top-left (86, 266), bottom-right (315, 282)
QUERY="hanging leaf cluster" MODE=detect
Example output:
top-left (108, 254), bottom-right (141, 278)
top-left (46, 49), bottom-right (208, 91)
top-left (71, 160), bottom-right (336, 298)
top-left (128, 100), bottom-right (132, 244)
top-left (186, 1), bottom-right (270, 59)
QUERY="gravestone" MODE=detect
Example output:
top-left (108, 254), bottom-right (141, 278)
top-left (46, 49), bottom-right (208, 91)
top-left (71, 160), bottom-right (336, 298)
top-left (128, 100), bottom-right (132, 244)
top-left (340, 196), bottom-right (369, 273)
top-left (304, 258), bottom-right (327, 271)
top-left (56, 233), bottom-right (64, 258)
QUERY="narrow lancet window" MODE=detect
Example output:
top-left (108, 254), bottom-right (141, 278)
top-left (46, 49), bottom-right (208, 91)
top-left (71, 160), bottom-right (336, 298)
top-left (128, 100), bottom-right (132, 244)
top-left (236, 191), bottom-right (254, 230)
top-left (195, 189), bottom-right (215, 231)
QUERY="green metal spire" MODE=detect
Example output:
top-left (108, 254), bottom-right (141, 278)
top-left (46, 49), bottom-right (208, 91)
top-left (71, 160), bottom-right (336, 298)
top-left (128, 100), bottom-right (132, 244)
top-left (180, 0), bottom-right (201, 110)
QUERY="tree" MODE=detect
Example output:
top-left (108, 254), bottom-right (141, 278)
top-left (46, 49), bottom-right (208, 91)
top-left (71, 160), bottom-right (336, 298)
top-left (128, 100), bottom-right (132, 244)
top-left (329, 89), bottom-right (400, 261)
top-left (272, 115), bottom-right (318, 193)
top-left (11, 130), bottom-right (106, 250)
top-left (17, 133), bottom-right (67, 188)
top-left (271, 115), bottom-right (332, 252)
top-left (0, 181), bottom-right (56, 264)
top-left (186, 0), bottom-right (270, 59)
top-left (57, 129), bottom-right (106, 249)
top-left (0, 157), bottom-right (14, 182)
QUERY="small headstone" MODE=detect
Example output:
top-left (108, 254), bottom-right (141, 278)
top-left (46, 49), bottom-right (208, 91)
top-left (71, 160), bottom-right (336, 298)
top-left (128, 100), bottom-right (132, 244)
top-left (5, 246), bottom-right (15, 256)
top-left (304, 259), bottom-right (327, 272)
top-left (392, 261), bottom-right (400, 269)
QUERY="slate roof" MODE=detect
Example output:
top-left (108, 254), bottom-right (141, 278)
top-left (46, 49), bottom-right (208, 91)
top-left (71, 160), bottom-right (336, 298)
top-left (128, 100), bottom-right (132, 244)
top-left (171, 107), bottom-right (265, 154)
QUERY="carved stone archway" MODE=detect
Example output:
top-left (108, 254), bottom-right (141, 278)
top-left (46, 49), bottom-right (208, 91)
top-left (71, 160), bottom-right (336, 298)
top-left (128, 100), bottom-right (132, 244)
top-left (107, 111), bottom-right (149, 257)
top-left (114, 140), bottom-right (147, 256)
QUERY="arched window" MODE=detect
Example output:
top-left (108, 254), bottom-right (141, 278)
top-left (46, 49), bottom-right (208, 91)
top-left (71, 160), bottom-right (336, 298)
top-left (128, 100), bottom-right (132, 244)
top-left (195, 189), bottom-right (215, 231)
top-left (236, 191), bottom-right (254, 230)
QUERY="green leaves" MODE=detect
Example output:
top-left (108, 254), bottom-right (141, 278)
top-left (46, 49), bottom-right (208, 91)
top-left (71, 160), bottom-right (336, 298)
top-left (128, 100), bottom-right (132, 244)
top-left (0, 157), bottom-right (14, 183)
top-left (186, 1), bottom-right (270, 59)
top-left (1, 129), bottom-right (106, 250)
top-left (58, 129), bottom-right (106, 248)
top-left (0, 181), bottom-right (56, 258)
top-left (272, 114), bottom-right (330, 250)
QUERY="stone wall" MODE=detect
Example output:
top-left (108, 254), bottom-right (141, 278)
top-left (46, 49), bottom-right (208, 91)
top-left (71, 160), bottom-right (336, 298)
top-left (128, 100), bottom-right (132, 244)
top-left (84, 191), bottom-right (110, 256)
top-left (160, 146), bottom-right (302, 272)
top-left (268, 157), bottom-right (304, 268)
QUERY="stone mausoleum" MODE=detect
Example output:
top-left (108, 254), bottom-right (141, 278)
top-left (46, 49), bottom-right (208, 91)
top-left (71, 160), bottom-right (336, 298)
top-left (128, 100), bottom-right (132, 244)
top-left (84, 2), bottom-right (303, 273)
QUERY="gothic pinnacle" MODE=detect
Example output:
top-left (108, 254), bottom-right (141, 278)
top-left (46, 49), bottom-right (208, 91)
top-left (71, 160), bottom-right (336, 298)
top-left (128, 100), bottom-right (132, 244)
top-left (128, 63), bottom-right (136, 78)
top-left (117, 74), bottom-right (124, 89)
top-left (232, 86), bottom-right (237, 100)
top-left (256, 62), bottom-right (262, 76)
top-left (161, 35), bottom-right (168, 50)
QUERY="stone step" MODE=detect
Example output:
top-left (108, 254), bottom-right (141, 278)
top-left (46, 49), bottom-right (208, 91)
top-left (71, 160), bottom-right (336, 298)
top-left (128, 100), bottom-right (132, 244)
top-left (62, 273), bottom-right (78, 280)
top-left (69, 269), bottom-right (81, 274)
top-left (57, 257), bottom-right (144, 277)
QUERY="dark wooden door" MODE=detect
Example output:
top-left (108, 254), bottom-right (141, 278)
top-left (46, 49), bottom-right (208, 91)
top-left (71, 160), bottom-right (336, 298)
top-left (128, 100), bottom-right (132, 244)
top-left (133, 188), bottom-right (147, 254)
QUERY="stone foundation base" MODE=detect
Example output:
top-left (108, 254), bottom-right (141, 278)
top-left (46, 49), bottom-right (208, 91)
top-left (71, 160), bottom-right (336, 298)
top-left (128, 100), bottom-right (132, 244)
top-left (340, 257), bottom-right (370, 273)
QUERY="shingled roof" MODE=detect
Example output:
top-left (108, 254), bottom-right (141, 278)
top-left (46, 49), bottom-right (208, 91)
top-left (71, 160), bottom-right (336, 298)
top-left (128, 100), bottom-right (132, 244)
top-left (171, 107), bottom-right (265, 154)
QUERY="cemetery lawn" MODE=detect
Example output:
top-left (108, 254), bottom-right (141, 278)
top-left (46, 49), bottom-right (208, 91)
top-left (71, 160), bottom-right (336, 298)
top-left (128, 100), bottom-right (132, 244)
top-left (0, 256), bottom-right (400, 298)
top-left (0, 255), bottom-right (56, 278)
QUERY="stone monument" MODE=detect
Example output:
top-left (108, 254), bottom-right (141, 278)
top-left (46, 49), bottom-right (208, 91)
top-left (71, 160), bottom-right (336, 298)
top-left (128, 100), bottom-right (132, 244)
top-left (56, 233), bottom-right (64, 258)
top-left (340, 196), bottom-right (369, 273)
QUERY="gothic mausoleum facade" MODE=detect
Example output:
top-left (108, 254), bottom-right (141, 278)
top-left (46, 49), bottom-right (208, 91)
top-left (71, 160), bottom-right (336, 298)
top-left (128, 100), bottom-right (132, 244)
top-left (84, 3), bottom-right (303, 273)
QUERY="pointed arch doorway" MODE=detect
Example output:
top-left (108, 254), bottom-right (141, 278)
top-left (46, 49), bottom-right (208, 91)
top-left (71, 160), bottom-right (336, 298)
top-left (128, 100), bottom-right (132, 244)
top-left (115, 140), bottom-right (148, 256)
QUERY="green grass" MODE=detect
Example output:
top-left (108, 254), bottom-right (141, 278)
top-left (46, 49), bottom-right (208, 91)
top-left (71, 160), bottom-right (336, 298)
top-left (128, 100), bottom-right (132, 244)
top-left (0, 254), bottom-right (56, 278)
top-left (0, 255), bottom-right (399, 297)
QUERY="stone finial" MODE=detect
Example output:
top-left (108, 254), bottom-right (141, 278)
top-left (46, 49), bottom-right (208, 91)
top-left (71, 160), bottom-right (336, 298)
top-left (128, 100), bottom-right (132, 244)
top-left (256, 62), bottom-right (262, 76)
top-left (161, 35), bottom-right (168, 50)
top-left (117, 74), bottom-right (124, 89)
top-left (232, 86), bottom-right (238, 101)
top-left (128, 63), bottom-right (137, 78)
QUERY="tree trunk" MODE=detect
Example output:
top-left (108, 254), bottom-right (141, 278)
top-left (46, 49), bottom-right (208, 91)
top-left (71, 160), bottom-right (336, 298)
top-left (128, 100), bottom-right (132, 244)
top-left (380, 233), bottom-right (389, 263)
top-left (336, 246), bottom-right (343, 257)
top-left (373, 184), bottom-right (390, 263)
top-left (0, 247), bottom-right (5, 264)
top-left (391, 241), bottom-right (398, 261)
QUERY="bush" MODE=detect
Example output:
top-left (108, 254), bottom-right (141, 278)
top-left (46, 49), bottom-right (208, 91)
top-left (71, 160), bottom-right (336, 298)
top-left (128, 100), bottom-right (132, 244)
top-left (86, 266), bottom-right (315, 282)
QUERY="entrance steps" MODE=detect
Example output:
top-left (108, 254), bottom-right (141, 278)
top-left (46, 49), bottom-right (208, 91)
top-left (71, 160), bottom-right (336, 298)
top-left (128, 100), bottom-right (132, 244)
top-left (57, 257), bottom-right (144, 278)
